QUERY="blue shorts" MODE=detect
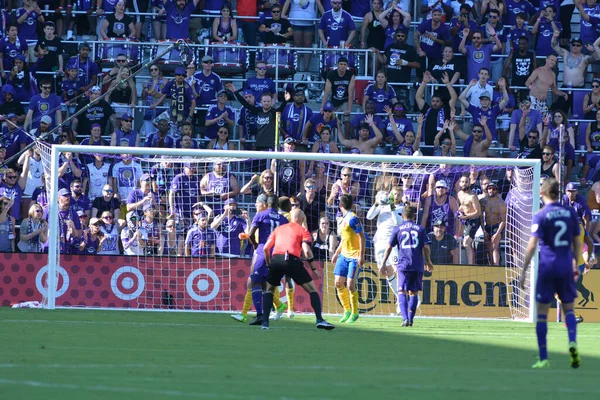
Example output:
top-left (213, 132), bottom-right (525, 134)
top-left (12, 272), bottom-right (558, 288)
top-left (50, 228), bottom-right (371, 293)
top-left (536, 266), bottom-right (578, 304)
top-left (250, 244), bottom-right (268, 284)
top-left (334, 254), bottom-right (359, 279)
top-left (397, 271), bottom-right (424, 293)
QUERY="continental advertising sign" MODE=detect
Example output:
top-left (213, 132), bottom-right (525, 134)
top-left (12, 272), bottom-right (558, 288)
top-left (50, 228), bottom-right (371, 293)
top-left (323, 263), bottom-right (600, 321)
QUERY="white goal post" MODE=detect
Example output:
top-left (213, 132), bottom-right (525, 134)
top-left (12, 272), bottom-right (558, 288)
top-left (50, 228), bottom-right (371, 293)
top-left (44, 145), bottom-right (541, 321)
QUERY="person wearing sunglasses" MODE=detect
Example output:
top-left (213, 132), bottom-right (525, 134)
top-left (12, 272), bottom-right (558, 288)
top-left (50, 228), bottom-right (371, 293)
top-left (18, 203), bottom-right (48, 253)
top-left (142, 63), bottom-right (167, 135)
top-left (210, 198), bottom-right (249, 256)
top-left (92, 185), bottom-right (122, 220)
top-left (98, 211), bottom-right (121, 255)
top-left (152, 66), bottom-right (196, 124)
top-left (24, 78), bottom-right (62, 132)
top-left (72, 86), bottom-right (117, 139)
top-left (516, 116), bottom-right (543, 160)
top-left (584, 78), bottom-right (600, 120)
top-left (0, 167), bottom-right (26, 221)
top-left (301, 101), bottom-right (342, 144)
top-left (540, 145), bottom-right (560, 181)
top-left (185, 210), bottom-right (216, 257)
top-left (240, 169), bottom-right (275, 197)
top-left (205, 90), bottom-right (235, 141)
top-left (508, 98), bottom-right (543, 157)
top-left (318, 0), bottom-right (356, 48)
top-left (244, 60), bottom-right (276, 102)
top-left (192, 54), bottom-right (223, 110)
top-left (0, 196), bottom-right (16, 252)
top-left (259, 3), bottom-right (293, 44)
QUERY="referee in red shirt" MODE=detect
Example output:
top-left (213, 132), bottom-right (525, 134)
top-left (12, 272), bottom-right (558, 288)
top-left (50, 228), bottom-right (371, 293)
top-left (261, 209), bottom-right (335, 331)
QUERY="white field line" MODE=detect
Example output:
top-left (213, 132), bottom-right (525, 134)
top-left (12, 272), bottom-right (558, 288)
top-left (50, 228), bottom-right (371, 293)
top-left (0, 319), bottom-right (596, 338)
top-left (0, 377), bottom-right (598, 396)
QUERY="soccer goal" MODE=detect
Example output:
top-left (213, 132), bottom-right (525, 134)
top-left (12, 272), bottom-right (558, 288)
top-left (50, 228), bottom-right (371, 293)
top-left (37, 142), bottom-right (540, 321)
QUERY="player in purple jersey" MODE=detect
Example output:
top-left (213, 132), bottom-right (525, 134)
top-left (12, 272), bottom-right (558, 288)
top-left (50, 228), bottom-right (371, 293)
top-left (382, 205), bottom-right (434, 327)
top-left (520, 178), bottom-right (581, 369)
top-left (244, 195), bottom-right (289, 326)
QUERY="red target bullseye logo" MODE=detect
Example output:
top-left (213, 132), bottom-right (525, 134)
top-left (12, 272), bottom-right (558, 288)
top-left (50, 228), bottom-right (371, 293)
top-left (36, 265), bottom-right (70, 298)
top-left (111, 266), bottom-right (145, 300)
top-left (186, 269), bottom-right (220, 302)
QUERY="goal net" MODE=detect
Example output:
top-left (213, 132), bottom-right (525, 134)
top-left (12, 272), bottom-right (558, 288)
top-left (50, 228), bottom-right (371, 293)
top-left (36, 143), bottom-right (540, 320)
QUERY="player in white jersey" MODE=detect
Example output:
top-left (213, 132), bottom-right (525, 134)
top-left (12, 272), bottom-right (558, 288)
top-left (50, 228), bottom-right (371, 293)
top-left (367, 187), bottom-right (404, 303)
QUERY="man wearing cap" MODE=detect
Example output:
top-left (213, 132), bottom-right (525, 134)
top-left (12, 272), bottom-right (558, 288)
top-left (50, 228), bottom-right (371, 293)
top-left (562, 182), bottom-right (592, 228)
top-left (200, 161), bottom-right (240, 216)
top-left (110, 113), bottom-right (141, 147)
top-left (421, 179), bottom-right (459, 236)
top-left (153, 66), bottom-right (196, 124)
top-left (318, 0), bottom-right (356, 47)
top-left (459, 77), bottom-right (508, 142)
top-left (72, 86), bottom-right (117, 137)
top-left (193, 55), bottom-right (223, 107)
top-left (551, 25), bottom-right (594, 114)
top-left (211, 198), bottom-right (250, 256)
top-left (185, 210), bottom-right (216, 257)
top-left (79, 217), bottom-right (107, 255)
top-left (428, 219), bottom-right (458, 264)
top-left (121, 211), bottom-right (148, 256)
top-left (126, 173), bottom-right (159, 214)
top-left (321, 57), bottom-right (356, 117)
top-left (281, 86), bottom-right (313, 147)
top-left (57, 187), bottom-right (82, 254)
top-left (205, 90), bottom-right (235, 140)
top-left (348, 100), bottom-right (385, 142)
top-left (162, 0), bottom-right (201, 40)
top-left (508, 98), bottom-right (543, 157)
top-left (338, 114), bottom-right (383, 155)
top-left (144, 117), bottom-right (175, 149)
top-left (140, 202), bottom-right (162, 255)
top-left (67, 42), bottom-right (99, 93)
top-left (30, 115), bottom-right (53, 143)
top-left (0, 24), bottom-right (28, 81)
top-left (244, 60), bottom-right (276, 102)
top-left (227, 81), bottom-right (291, 152)
top-left (301, 101), bottom-right (342, 143)
top-left (24, 79), bottom-right (62, 132)
top-left (0, 167), bottom-right (27, 222)
top-left (0, 85), bottom-right (26, 123)
top-left (479, 181), bottom-right (506, 265)
top-left (70, 179), bottom-right (92, 219)
top-left (62, 64), bottom-right (83, 110)
top-left (169, 163), bottom-right (201, 229)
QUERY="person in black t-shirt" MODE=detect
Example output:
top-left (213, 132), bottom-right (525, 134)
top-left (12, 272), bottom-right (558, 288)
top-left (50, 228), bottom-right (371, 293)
top-left (259, 3), bottom-right (293, 44)
top-left (429, 45), bottom-right (462, 102)
top-left (320, 57), bottom-right (356, 117)
top-left (517, 116), bottom-right (543, 160)
top-left (72, 86), bottom-right (117, 137)
top-left (415, 71), bottom-right (457, 156)
top-left (503, 36), bottom-right (536, 104)
top-left (100, 1), bottom-right (135, 39)
top-left (34, 22), bottom-right (64, 83)
top-left (381, 29), bottom-right (419, 106)
top-left (0, 85), bottom-right (26, 123)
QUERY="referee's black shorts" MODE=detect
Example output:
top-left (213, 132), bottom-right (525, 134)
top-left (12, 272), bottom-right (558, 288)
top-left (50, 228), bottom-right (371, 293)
top-left (267, 254), bottom-right (312, 287)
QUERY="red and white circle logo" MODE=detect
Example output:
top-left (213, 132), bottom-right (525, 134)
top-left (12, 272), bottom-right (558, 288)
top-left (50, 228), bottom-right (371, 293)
top-left (186, 269), bottom-right (220, 302)
top-left (111, 266), bottom-right (145, 300)
top-left (36, 265), bottom-right (70, 298)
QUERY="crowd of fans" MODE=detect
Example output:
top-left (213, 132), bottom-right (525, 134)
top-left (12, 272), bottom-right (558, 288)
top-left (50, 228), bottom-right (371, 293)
top-left (1, 0), bottom-right (600, 266)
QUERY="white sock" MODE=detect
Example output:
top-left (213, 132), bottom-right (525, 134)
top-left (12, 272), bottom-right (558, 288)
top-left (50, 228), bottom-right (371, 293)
top-left (67, 30), bottom-right (73, 39)
top-left (387, 274), bottom-right (398, 296)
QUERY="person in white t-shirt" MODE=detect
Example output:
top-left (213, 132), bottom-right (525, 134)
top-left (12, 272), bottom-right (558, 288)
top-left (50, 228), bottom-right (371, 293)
top-left (86, 154), bottom-right (111, 200)
top-left (110, 154), bottom-right (143, 204)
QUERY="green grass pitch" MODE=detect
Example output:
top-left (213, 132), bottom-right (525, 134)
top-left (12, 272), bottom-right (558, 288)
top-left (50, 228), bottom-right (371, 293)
top-left (0, 309), bottom-right (598, 400)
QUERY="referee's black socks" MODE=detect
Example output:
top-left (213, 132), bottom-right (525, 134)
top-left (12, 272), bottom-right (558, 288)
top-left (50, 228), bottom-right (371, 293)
top-left (263, 291), bottom-right (274, 322)
top-left (310, 292), bottom-right (323, 321)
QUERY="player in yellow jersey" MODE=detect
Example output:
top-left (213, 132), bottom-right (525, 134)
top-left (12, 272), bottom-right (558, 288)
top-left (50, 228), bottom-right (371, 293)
top-left (331, 194), bottom-right (366, 323)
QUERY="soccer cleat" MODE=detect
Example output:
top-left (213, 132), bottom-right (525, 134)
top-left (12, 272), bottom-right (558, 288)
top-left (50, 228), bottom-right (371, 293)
top-left (569, 342), bottom-right (581, 369)
top-left (260, 322), bottom-right (269, 330)
top-left (316, 320), bottom-right (335, 330)
top-left (531, 359), bottom-right (550, 369)
top-left (408, 321), bottom-right (413, 327)
top-left (287, 310), bottom-right (295, 319)
top-left (576, 314), bottom-right (584, 324)
top-left (249, 316), bottom-right (263, 326)
top-left (339, 311), bottom-right (352, 323)
top-left (273, 303), bottom-right (287, 321)
top-left (231, 314), bottom-right (247, 323)
top-left (346, 313), bottom-right (359, 324)
top-left (401, 319), bottom-right (410, 327)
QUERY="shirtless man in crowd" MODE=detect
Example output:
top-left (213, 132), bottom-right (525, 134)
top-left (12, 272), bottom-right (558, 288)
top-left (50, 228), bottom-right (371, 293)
top-left (480, 181), bottom-right (507, 265)
top-left (456, 174), bottom-right (482, 265)
top-left (525, 53), bottom-right (567, 116)
top-left (337, 114), bottom-right (383, 154)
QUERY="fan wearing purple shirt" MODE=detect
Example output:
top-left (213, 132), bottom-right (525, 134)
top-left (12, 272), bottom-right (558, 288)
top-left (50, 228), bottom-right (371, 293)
top-left (414, 9), bottom-right (451, 80)
top-left (381, 205), bottom-right (434, 327)
top-left (459, 27), bottom-right (503, 82)
top-left (520, 178), bottom-right (581, 369)
top-left (317, 0), bottom-right (357, 47)
top-left (459, 77), bottom-right (509, 141)
top-left (532, 6), bottom-right (562, 57)
top-left (185, 211), bottom-right (216, 257)
top-left (162, 0), bottom-right (201, 40)
top-left (24, 79), bottom-right (62, 132)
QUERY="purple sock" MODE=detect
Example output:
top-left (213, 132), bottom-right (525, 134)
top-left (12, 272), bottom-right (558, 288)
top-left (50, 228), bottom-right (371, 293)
top-left (399, 294), bottom-right (408, 320)
top-left (408, 295), bottom-right (418, 323)
top-left (564, 310), bottom-right (577, 343)
top-left (536, 316), bottom-right (548, 360)
top-left (252, 287), bottom-right (263, 317)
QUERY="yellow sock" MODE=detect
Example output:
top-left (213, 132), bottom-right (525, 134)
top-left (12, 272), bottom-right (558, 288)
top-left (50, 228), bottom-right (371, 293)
top-left (242, 288), bottom-right (252, 316)
top-left (272, 290), bottom-right (282, 309)
top-left (350, 291), bottom-right (359, 315)
top-left (336, 287), bottom-right (351, 312)
top-left (286, 285), bottom-right (295, 312)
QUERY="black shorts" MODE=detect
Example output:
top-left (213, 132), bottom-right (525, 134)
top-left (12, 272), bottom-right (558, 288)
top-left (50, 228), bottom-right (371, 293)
top-left (267, 254), bottom-right (312, 287)
top-left (464, 219), bottom-right (480, 239)
top-left (484, 223), bottom-right (500, 238)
